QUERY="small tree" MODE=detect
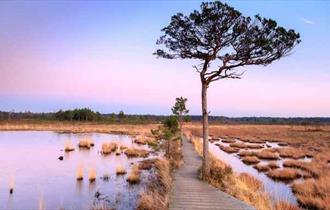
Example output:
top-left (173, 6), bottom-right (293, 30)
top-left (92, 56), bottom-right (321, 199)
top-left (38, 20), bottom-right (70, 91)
top-left (171, 97), bottom-right (189, 145)
top-left (163, 115), bottom-right (179, 156)
top-left (155, 1), bottom-right (300, 179)
top-left (118, 111), bottom-right (125, 119)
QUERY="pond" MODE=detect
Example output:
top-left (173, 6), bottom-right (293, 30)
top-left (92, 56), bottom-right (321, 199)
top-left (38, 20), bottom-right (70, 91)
top-left (206, 137), bottom-right (300, 206)
top-left (0, 131), bottom-right (156, 210)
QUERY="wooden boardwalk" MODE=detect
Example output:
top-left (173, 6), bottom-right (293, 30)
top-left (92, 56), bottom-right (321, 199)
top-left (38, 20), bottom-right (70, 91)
top-left (169, 137), bottom-right (254, 210)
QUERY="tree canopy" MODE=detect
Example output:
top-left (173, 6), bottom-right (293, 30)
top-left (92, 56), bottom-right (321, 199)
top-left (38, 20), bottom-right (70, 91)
top-left (155, 1), bottom-right (301, 84)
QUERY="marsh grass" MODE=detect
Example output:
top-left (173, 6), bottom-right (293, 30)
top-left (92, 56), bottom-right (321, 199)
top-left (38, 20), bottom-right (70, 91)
top-left (64, 140), bottom-right (75, 152)
top-left (89, 168), bottom-right (97, 183)
top-left (277, 147), bottom-right (306, 159)
top-left (219, 145), bottom-right (239, 153)
top-left (116, 165), bottom-right (127, 175)
top-left (136, 159), bottom-right (171, 210)
top-left (101, 142), bottom-right (117, 155)
top-left (78, 139), bottom-right (92, 149)
top-left (292, 176), bottom-right (330, 210)
top-left (242, 156), bottom-right (260, 165)
top-left (267, 168), bottom-right (301, 181)
top-left (255, 149), bottom-right (280, 160)
top-left (124, 148), bottom-right (149, 158)
top-left (76, 165), bottom-right (84, 181)
top-left (254, 164), bottom-right (271, 172)
top-left (127, 164), bottom-right (140, 184)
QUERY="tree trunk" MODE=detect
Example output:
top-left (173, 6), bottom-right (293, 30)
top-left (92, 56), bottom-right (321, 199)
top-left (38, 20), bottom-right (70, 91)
top-left (179, 115), bottom-right (183, 146)
top-left (201, 82), bottom-right (209, 180)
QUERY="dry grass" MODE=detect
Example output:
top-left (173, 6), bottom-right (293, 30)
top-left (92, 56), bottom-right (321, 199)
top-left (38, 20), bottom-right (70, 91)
top-left (78, 139), bottom-right (93, 149)
top-left (230, 142), bottom-right (248, 149)
top-left (219, 145), bottom-right (240, 153)
top-left (124, 148), bottom-right (149, 158)
top-left (134, 135), bottom-right (156, 145)
top-left (253, 164), bottom-right (271, 172)
top-left (101, 142), bottom-right (118, 155)
top-left (267, 161), bottom-right (280, 169)
top-left (242, 156), bottom-right (260, 165)
top-left (267, 168), bottom-right (301, 181)
top-left (255, 149), bottom-right (279, 160)
top-left (238, 150), bottom-right (255, 157)
top-left (221, 138), bottom-right (236, 143)
top-left (283, 159), bottom-right (305, 169)
top-left (137, 158), bottom-right (171, 210)
top-left (189, 136), bottom-right (273, 210)
top-left (88, 168), bottom-right (97, 183)
top-left (274, 201), bottom-right (300, 210)
top-left (76, 165), bottom-right (84, 181)
top-left (64, 140), bottom-right (75, 152)
top-left (127, 164), bottom-right (141, 184)
top-left (277, 147), bottom-right (306, 159)
top-left (138, 159), bottom-right (155, 170)
top-left (0, 122), bottom-right (159, 137)
top-left (246, 143), bottom-right (264, 149)
top-left (116, 165), bottom-right (127, 175)
top-left (292, 176), bottom-right (330, 210)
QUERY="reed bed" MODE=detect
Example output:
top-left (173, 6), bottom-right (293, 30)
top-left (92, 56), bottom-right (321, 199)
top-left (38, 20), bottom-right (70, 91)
top-left (255, 149), bottom-right (280, 160)
top-left (76, 165), bottom-right (84, 181)
top-left (116, 165), bottom-right (127, 175)
top-left (89, 168), bottom-right (97, 182)
top-left (78, 139), bottom-right (93, 149)
top-left (124, 148), bottom-right (149, 158)
top-left (242, 156), bottom-right (260, 165)
top-left (64, 140), bottom-right (75, 152)
top-left (267, 168), bottom-right (301, 181)
top-left (127, 164), bottom-right (141, 184)
top-left (219, 145), bottom-right (239, 153)
top-left (101, 142), bottom-right (118, 155)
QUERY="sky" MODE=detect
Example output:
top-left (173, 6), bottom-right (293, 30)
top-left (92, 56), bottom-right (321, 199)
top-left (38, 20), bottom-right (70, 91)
top-left (0, 0), bottom-right (329, 117)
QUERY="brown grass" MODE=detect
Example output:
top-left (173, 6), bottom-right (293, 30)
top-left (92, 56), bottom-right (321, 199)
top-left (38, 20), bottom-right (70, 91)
top-left (277, 147), bottom-right (306, 159)
top-left (101, 142), bottom-right (118, 155)
top-left (242, 156), bottom-right (260, 165)
top-left (292, 176), bottom-right (330, 210)
top-left (255, 149), bottom-right (280, 160)
top-left (283, 159), bottom-right (305, 169)
top-left (238, 150), bottom-right (255, 157)
top-left (189, 136), bottom-right (273, 210)
top-left (221, 138), bottom-right (236, 143)
top-left (127, 164), bottom-right (141, 184)
top-left (274, 201), bottom-right (300, 210)
top-left (136, 158), bottom-right (171, 210)
top-left (76, 164), bottom-right (84, 181)
top-left (219, 145), bottom-right (240, 153)
top-left (253, 164), bottom-right (271, 172)
top-left (230, 142), bottom-right (248, 149)
top-left (116, 165), bottom-right (127, 175)
top-left (267, 168), bottom-right (301, 181)
top-left (124, 148), bottom-right (149, 158)
top-left (267, 161), bottom-right (280, 169)
top-left (88, 168), bottom-right (97, 183)
top-left (78, 139), bottom-right (93, 149)
top-left (246, 143), bottom-right (264, 149)
top-left (138, 159), bottom-right (155, 170)
top-left (64, 140), bottom-right (75, 152)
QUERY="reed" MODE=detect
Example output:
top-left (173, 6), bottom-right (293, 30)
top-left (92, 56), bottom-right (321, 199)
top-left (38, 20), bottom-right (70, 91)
top-left (242, 156), bottom-right (260, 165)
top-left (76, 165), bottom-right (84, 181)
top-left (64, 140), bottom-right (75, 152)
top-left (116, 165), bottom-right (127, 175)
top-left (78, 139), bottom-right (92, 149)
top-left (124, 148), bottom-right (149, 158)
top-left (9, 176), bottom-right (15, 194)
top-left (101, 142), bottom-right (117, 155)
top-left (89, 168), bottom-right (97, 183)
top-left (127, 164), bottom-right (140, 184)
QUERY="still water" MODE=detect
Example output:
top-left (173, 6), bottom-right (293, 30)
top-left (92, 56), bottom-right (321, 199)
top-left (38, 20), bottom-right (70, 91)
top-left (0, 131), bottom-right (154, 210)
top-left (207, 138), bottom-right (300, 205)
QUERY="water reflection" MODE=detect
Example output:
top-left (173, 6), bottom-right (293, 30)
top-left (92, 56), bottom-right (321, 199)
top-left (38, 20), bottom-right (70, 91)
top-left (207, 138), bottom-right (298, 205)
top-left (0, 131), bottom-right (154, 210)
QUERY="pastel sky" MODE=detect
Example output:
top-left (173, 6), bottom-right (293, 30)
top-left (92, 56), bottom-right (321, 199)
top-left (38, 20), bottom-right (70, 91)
top-left (0, 0), bottom-right (329, 117)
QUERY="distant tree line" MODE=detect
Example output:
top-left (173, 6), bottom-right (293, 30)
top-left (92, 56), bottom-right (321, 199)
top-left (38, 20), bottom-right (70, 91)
top-left (0, 109), bottom-right (329, 125)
